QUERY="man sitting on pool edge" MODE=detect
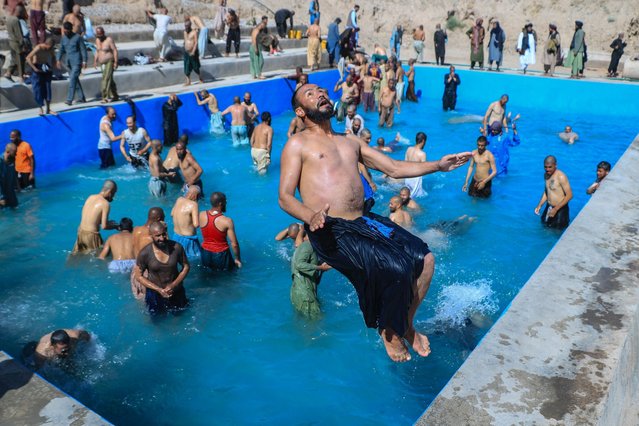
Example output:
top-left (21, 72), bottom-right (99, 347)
top-left (279, 83), bottom-right (471, 362)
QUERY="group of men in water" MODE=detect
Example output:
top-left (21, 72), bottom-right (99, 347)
top-left (8, 66), bottom-right (614, 366)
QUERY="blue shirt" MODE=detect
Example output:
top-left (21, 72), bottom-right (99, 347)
top-left (327, 22), bottom-right (340, 49)
top-left (56, 32), bottom-right (88, 66)
top-left (486, 132), bottom-right (521, 176)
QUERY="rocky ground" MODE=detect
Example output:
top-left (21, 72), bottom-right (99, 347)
top-left (1, 0), bottom-right (638, 76)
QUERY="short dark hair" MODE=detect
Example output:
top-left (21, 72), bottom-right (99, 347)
top-left (416, 131), bottom-right (427, 143)
top-left (51, 330), bottom-right (70, 345)
top-left (119, 217), bottom-right (133, 232)
top-left (477, 135), bottom-right (488, 143)
top-left (210, 192), bottom-right (227, 208)
top-left (291, 85), bottom-right (304, 109)
top-left (597, 161), bottom-right (611, 171)
top-left (261, 111), bottom-right (271, 123)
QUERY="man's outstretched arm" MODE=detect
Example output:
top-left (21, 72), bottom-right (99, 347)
top-left (358, 137), bottom-right (472, 178)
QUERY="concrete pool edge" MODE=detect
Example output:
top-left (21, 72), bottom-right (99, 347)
top-left (418, 133), bottom-right (639, 424)
top-left (0, 351), bottom-right (110, 425)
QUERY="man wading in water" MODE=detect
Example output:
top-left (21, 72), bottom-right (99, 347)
top-left (278, 83), bottom-right (471, 362)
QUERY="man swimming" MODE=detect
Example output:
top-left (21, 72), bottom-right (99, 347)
top-left (250, 111), bottom-right (273, 175)
top-left (72, 180), bottom-right (118, 254)
top-left (388, 195), bottom-right (413, 228)
top-left (558, 125), bottom-right (579, 144)
top-left (98, 217), bottom-right (136, 273)
top-left (279, 83), bottom-right (471, 362)
top-left (462, 136), bottom-right (496, 198)
top-left (34, 329), bottom-right (91, 369)
top-left (399, 187), bottom-right (421, 211)
top-left (535, 155), bottom-right (573, 229)
top-left (170, 185), bottom-right (201, 259)
top-left (481, 94), bottom-right (509, 134)
top-left (221, 97), bottom-right (251, 146)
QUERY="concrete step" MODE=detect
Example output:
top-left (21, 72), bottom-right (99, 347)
top-left (0, 48), bottom-right (325, 111)
top-left (0, 23), bottom-right (308, 51)
top-left (84, 37), bottom-right (309, 63)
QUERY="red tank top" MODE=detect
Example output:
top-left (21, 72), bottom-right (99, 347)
top-left (201, 211), bottom-right (229, 253)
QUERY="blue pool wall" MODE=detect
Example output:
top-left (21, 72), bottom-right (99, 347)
top-left (2, 68), bottom-right (639, 174)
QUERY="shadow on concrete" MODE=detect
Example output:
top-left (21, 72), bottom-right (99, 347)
top-left (0, 358), bottom-right (34, 399)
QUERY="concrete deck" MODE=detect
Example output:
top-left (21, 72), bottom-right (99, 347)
top-left (0, 351), bottom-right (109, 425)
top-left (419, 133), bottom-right (639, 424)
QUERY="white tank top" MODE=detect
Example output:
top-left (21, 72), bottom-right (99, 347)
top-left (98, 117), bottom-right (112, 149)
top-left (123, 127), bottom-right (147, 156)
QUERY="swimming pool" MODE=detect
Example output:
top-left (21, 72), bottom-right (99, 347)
top-left (0, 69), bottom-right (638, 425)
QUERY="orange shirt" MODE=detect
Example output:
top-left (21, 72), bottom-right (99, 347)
top-left (15, 141), bottom-right (34, 174)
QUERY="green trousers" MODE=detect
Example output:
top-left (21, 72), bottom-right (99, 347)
top-left (249, 46), bottom-right (264, 78)
top-left (101, 59), bottom-right (118, 100)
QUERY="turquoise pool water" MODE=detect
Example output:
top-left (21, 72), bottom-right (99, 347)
top-left (0, 71), bottom-right (637, 425)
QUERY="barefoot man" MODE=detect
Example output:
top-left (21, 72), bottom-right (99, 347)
top-left (250, 111), bottom-right (273, 174)
top-left (98, 217), bottom-right (136, 273)
top-left (378, 78), bottom-right (399, 128)
top-left (72, 180), bottom-right (119, 254)
top-left (535, 155), bottom-right (573, 230)
top-left (482, 94), bottom-right (509, 134)
top-left (279, 83), bottom-right (471, 362)
top-left (171, 186), bottom-right (201, 259)
top-left (462, 135), bottom-right (496, 198)
top-left (183, 18), bottom-right (203, 86)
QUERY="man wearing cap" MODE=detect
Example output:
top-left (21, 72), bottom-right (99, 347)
top-left (517, 23), bottom-right (536, 74)
top-left (566, 21), bottom-right (586, 78)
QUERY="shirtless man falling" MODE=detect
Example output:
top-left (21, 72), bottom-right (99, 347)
top-left (72, 180), bottom-right (118, 254)
top-left (462, 136), bottom-right (497, 198)
top-left (221, 97), bottom-right (250, 146)
top-left (171, 186), bottom-right (201, 259)
top-left (250, 111), bottom-right (273, 174)
top-left (279, 83), bottom-right (471, 362)
top-left (535, 155), bottom-right (573, 229)
top-left (482, 94), bottom-right (509, 134)
top-left (98, 217), bottom-right (136, 273)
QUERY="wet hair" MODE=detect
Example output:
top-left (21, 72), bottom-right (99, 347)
top-left (334, 18), bottom-right (341, 24)
top-left (233, 96), bottom-right (241, 104)
top-left (477, 135), bottom-right (488, 143)
top-left (63, 21), bottom-right (73, 31)
top-left (597, 161), bottom-right (611, 172)
top-left (261, 111), bottom-right (271, 123)
top-left (102, 179), bottom-right (117, 193)
top-left (415, 131), bottom-right (427, 144)
top-left (544, 155), bottom-right (557, 165)
top-left (51, 330), bottom-right (70, 345)
top-left (149, 221), bottom-right (167, 234)
top-left (148, 207), bottom-right (165, 221)
top-left (210, 191), bottom-right (227, 208)
top-left (119, 217), bottom-right (133, 232)
top-left (400, 186), bottom-right (410, 194)
top-left (288, 223), bottom-right (300, 236)
top-left (377, 137), bottom-right (385, 146)
top-left (291, 85), bottom-right (305, 109)
top-left (10, 129), bottom-right (21, 138)
top-left (179, 134), bottom-right (189, 145)
top-left (360, 128), bottom-right (372, 139)
top-left (126, 115), bottom-right (136, 123)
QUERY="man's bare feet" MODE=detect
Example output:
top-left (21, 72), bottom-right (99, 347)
top-left (405, 327), bottom-right (431, 357)
top-left (380, 328), bottom-right (411, 362)
top-left (48, 110), bottom-right (58, 116)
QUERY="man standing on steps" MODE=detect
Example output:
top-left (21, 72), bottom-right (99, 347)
top-left (433, 24), bottom-right (447, 65)
top-left (413, 25), bottom-right (425, 63)
top-left (56, 21), bottom-right (87, 105)
top-left (146, 7), bottom-right (172, 62)
top-left (306, 18), bottom-right (322, 71)
top-left (250, 21), bottom-right (266, 80)
top-left (274, 8), bottom-right (294, 38)
top-left (183, 18), bottom-right (203, 86)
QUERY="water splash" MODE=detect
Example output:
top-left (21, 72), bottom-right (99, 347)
top-left (275, 244), bottom-right (292, 262)
top-left (430, 279), bottom-right (498, 329)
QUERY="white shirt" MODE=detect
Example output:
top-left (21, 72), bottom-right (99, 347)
top-left (345, 114), bottom-right (364, 136)
top-left (154, 14), bottom-right (172, 33)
